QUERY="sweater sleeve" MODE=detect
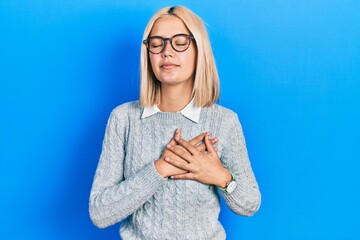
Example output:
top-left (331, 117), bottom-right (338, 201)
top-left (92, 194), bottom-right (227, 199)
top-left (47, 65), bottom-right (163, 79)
top-left (89, 108), bottom-right (167, 228)
top-left (218, 110), bottom-right (261, 216)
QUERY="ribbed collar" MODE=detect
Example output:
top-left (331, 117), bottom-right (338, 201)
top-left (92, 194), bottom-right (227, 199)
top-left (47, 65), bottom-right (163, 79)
top-left (141, 98), bottom-right (201, 123)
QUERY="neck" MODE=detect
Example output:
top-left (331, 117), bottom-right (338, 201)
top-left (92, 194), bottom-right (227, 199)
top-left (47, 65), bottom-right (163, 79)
top-left (158, 82), bottom-right (193, 112)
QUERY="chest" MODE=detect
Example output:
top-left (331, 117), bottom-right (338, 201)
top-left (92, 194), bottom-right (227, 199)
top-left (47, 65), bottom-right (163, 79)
top-left (122, 118), bottom-right (222, 178)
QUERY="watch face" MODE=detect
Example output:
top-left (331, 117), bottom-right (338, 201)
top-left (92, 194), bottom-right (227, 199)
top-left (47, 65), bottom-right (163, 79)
top-left (226, 181), bottom-right (237, 194)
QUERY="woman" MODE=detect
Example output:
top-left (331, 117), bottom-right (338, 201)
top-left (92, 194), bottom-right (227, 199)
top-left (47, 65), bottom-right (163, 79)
top-left (89, 6), bottom-right (261, 240)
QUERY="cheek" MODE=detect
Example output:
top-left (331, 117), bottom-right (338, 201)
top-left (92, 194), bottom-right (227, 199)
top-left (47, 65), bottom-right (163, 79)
top-left (149, 55), bottom-right (159, 70)
top-left (188, 46), bottom-right (197, 66)
top-left (184, 51), bottom-right (197, 72)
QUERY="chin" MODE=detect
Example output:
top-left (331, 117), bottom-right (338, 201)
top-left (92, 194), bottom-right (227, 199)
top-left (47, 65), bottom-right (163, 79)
top-left (157, 76), bottom-right (180, 85)
top-left (159, 81), bottom-right (180, 86)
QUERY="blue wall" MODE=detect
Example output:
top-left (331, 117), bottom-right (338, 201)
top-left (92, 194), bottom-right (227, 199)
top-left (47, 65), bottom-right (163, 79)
top-left (1, 1), bottom-right (359, 239)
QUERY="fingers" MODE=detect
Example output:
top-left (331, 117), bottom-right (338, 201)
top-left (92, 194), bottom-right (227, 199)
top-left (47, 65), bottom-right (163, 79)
top-left (169, 129), bottom-right (218, 154)
top-left (165, 149), bottom-right (189, 163)
top-left (166, 143), bottom-right (194, 162)
top-left (204, 133), bottom-right (216, 154)
top-left (175, 137), bottom-right (199, 156)
top-left (175, 128), bottom-right (181, 139)
top-left (195, 143), bottom-right (207, 152)
top-left (195, 138), bottom-right (218, 152)
top-left (189, 132), bottom-right (208, 146)
top-left (170, 172), bottom-right (194, 180)
top-left (164, 156), bottom-right (194, 172)
top-left (168, 128), bottom-right (181, 146)
top-left (210, 137), bottom-right (218, 145)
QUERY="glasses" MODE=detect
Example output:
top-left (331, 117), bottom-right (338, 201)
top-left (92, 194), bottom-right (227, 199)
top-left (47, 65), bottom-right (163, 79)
top-left (143, 34), bottom-right (194, 54)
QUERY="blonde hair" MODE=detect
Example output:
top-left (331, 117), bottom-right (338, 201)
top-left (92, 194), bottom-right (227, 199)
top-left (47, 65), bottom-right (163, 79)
top-left (140, 6), bottom-right (220, 107)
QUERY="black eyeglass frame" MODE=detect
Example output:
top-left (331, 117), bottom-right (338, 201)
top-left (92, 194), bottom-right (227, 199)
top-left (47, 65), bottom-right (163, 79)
top-left (143, 34), bottom-right (195, 54)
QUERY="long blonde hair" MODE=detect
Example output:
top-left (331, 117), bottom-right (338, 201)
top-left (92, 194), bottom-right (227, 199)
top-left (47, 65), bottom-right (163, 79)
top-left (140, 6), bottom-right (220, 107)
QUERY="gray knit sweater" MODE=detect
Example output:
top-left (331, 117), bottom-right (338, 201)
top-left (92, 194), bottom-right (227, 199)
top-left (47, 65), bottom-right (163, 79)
top-left (89, 101), bottom-right (261, 240)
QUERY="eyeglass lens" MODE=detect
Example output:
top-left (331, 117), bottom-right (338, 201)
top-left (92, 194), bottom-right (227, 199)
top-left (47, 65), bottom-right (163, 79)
top-left (147, 35), bottom-right (191, 54)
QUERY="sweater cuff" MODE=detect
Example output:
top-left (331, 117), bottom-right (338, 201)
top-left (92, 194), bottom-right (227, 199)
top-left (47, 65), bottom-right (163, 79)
top-left (133, 161), bottom-right (167, 193)
top-left (220, 180), bottom-right (261, 215)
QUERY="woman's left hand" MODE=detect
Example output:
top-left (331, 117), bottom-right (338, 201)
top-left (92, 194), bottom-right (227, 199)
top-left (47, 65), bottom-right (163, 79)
top-left (164, 132), bottom-right (232, 188)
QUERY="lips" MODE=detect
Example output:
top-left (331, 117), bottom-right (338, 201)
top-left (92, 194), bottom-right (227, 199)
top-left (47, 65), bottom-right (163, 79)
top-left (160, 62), bottom-right (179, 70)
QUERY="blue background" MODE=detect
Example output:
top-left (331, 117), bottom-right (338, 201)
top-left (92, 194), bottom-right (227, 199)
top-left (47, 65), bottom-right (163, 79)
top-left (1, 1), bottom-right (359, 239)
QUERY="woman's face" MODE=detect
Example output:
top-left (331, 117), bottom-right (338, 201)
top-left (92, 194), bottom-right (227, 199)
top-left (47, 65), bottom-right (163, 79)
top-left (148, 16), bottom-right (197, 88)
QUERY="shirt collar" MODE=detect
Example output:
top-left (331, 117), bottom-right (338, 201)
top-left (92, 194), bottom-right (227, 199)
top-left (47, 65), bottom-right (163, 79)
top-left (141, 98), bottom-right (201, 123)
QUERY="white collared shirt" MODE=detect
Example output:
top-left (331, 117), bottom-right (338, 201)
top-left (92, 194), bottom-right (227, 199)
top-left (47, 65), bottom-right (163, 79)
top-left (141, 98), bottom-right (201, 123)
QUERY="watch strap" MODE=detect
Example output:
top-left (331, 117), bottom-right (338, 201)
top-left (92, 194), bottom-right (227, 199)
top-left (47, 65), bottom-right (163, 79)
top-left (218, 170), bottom-right (236, 192)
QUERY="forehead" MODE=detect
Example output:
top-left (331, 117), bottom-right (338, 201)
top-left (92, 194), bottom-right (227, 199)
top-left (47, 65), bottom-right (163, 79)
top-left (150, 15), bottom-right (190, 37)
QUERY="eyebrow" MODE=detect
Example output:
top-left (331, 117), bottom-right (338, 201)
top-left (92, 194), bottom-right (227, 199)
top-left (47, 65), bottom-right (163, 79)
top-left (148, 33), bottom-right (190, 38)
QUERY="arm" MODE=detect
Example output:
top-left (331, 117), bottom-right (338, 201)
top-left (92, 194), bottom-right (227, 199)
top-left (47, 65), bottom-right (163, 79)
top-left (164, 111), bottom-right (261, 216)
top-left (89, 110), bottom-right (167, 228)
top-left (218, 112), bottom-right (261, 216)
top-left (89, 113), bottom-right (218, 228)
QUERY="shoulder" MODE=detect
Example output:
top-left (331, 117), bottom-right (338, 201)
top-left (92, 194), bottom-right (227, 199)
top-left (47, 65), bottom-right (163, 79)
top-left (210, 104), bottom-right (245, 142)
top-left (111, 100), bottom-right (142, 120)
top-left (213, 104), bottom-right (238, 116)
top-left (105, 101), bottom-right (142, 136)
top-left (205, 103), bottom-right (239, 123)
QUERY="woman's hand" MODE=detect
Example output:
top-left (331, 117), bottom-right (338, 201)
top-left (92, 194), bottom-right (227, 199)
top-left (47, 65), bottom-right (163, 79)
top-left (164, 133), bottom-right (232, 188)
top-left (155, 129), bottom-right (218, 178)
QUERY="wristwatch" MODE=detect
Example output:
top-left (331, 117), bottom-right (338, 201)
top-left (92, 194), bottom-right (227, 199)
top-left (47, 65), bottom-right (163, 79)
top-left (220, 172), bottom-right (237, 194)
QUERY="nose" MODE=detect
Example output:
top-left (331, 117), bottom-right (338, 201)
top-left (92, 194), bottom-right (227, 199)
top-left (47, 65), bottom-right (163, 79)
top-left (162, 39), bottom-right (174, 58)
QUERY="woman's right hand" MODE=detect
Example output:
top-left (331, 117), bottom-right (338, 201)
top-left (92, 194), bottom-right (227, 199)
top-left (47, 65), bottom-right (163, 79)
top-left (155, 129), bottom-right (218, 178)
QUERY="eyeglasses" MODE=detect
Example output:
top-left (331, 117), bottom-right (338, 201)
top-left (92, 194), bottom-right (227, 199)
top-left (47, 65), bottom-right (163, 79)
top-left (143, 34), bottom-right (194, 54)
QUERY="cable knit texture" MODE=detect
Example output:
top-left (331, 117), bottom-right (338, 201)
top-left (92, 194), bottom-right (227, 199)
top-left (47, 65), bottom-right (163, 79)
top-left (89, 101), bottom-right (261, 240)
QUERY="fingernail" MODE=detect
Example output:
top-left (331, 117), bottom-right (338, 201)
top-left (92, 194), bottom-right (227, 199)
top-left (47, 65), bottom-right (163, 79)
top-left (175, 137), bottom-right (180, 141)
top-left (165, 157), bottom-right (170, 161)
top-left (166, 144), bottom-right (171, 149)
